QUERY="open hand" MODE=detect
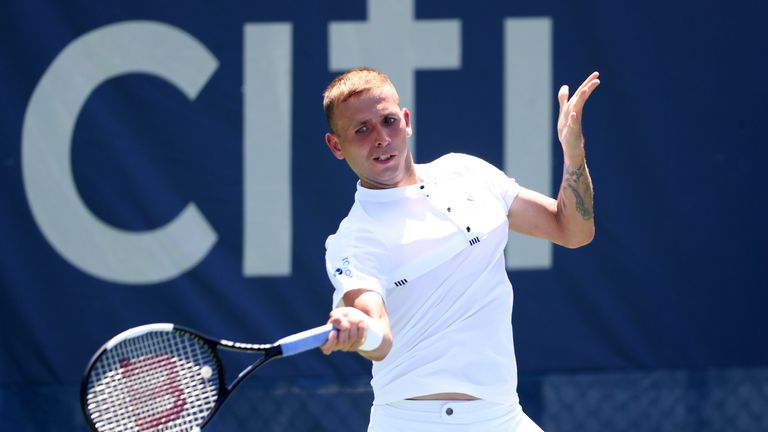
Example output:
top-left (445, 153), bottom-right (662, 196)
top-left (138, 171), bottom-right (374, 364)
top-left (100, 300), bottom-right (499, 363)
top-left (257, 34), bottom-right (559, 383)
top-left (557, 71), bottom-right (600, 162)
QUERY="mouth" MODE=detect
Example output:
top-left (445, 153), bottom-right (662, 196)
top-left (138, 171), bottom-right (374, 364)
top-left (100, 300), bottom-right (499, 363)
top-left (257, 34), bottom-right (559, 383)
top-left (372, 154), bottom-right (396, 162)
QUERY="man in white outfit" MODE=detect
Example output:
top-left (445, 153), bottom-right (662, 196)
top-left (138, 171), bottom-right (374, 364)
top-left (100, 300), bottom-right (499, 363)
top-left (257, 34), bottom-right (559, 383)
top-left (320, 67), bottom-right (600, 431)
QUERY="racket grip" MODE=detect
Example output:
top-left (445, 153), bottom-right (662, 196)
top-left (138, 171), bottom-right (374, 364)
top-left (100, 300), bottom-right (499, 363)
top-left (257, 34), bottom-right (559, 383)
top-left (277, 323), bottom-right (335, 357)
top-left (277, 317), bottom-right (383, 357)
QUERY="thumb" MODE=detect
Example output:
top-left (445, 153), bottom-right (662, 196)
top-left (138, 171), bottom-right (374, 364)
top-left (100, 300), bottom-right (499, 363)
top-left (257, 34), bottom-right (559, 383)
top-left (558, 85), bottom-right (569, 111)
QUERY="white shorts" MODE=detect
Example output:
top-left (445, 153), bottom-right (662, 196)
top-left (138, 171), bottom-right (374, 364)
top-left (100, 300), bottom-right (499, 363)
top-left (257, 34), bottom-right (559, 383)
top-left (367, 399), bottom-right (544, 432)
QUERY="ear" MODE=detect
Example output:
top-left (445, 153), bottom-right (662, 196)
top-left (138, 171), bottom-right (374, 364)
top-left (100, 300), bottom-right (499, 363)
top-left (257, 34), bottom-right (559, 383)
top-left (325, 132), bottom-right (345, 160)
top-left (403, 108), bottom-right (413, 137)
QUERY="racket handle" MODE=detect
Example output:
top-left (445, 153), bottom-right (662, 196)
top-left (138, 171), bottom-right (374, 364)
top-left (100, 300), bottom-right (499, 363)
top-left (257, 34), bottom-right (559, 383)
top-left (276, 317), bottom-right (384, 357)
top-left (277, 324), bottom-right (335, 357)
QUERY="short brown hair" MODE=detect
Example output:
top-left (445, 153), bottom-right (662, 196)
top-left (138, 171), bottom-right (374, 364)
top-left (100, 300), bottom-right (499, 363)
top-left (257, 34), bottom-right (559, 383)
top-left (323, 67), bottom-right (399, 132)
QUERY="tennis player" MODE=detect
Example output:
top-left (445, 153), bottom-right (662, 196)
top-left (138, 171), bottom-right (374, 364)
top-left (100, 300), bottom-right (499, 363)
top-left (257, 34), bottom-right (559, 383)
top-left (320, 67), bottom-right (599, 431)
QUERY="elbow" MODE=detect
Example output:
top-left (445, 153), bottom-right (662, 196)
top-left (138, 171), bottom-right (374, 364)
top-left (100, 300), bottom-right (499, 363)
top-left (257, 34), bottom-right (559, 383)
top-left (561, 226), bottom-right (595, 249)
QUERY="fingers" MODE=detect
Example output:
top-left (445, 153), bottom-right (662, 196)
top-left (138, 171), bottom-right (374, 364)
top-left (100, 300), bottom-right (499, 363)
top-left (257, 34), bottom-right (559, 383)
top-left (557, 72), bottom-right (600, 148)
top-left (562, 72), bottom-right (600, 106)
top-left (574, 76), bottom-right (600, 109)
top-left (321, 307), bottom-right (370, 355)
top-left (558, 72), bottom-right (600, 125)
top-left (336, 320), bottom-right (361, 349)
top-left (575, 71), bottom-right (600, 95)
top-left (558, 85), bottom-right (569, 113)
top-left (320, 331), bottom-right (337, 355)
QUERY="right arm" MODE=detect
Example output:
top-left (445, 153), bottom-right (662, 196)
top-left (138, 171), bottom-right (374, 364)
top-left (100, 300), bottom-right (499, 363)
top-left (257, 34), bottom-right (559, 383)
top-left (320, 288), bottom-right (393, 361)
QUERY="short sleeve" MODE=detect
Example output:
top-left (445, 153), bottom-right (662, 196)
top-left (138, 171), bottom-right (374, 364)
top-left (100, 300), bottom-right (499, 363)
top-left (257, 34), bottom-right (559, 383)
top-left (447, 153), bottom-right (522, 210)
top-left (325, 220), bottom-right (388, 308)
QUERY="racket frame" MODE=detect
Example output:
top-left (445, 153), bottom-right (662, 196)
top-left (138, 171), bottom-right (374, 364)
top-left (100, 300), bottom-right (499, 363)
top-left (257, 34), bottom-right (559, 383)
top-left (80, 323), bottom-right (307, 432)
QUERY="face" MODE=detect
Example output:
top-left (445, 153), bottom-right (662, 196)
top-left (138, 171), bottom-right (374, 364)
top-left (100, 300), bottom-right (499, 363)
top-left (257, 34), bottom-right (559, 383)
top-left (325, 85), bottom-right (416, 189)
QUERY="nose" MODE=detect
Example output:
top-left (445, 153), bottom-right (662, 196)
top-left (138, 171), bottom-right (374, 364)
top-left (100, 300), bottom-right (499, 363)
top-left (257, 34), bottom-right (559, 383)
top-left (373, 126), bottom-right (390, 147)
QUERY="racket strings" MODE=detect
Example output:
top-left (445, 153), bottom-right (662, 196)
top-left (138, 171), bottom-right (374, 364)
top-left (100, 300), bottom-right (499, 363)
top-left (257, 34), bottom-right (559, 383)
top-left (86, 330), bottom-right (220, 432)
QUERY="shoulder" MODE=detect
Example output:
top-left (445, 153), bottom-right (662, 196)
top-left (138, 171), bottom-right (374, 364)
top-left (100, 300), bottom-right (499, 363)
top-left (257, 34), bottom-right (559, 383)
top-left (325, 203), bottom-right (384, 252)
top-left (427, 152), bottom-right (478, 168)
top-left (424, 152), bottom-right (508, 185)
top-left (426, 152), bottom-right (500, 175)
top-left (324, 204), bottom-right (391, 292)
top-left (428, 153), bottom-right (521, 208)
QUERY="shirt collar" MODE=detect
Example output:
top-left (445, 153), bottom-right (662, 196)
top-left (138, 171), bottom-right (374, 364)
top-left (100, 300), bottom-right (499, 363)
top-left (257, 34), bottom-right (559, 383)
top-left (354, 164), bottom-right (430, 202)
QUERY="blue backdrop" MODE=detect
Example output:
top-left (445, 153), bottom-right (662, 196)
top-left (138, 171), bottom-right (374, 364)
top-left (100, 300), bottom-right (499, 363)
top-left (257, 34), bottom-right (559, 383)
top-left (1, 0), bottom-right (766, 430)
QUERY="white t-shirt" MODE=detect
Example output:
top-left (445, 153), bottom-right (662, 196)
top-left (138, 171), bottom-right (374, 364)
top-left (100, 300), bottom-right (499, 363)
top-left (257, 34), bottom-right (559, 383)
top-left (325, 153), bottom-right (522, 405)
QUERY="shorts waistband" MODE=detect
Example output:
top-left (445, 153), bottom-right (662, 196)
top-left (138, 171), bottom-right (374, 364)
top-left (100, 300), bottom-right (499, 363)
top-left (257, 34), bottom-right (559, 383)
top-left (383, 399), bottom-right (520, 424)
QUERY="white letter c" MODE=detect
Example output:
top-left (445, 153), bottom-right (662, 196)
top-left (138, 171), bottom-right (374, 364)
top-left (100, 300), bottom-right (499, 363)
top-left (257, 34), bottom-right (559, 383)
top-left (21, 21), bottom-right (219, 284)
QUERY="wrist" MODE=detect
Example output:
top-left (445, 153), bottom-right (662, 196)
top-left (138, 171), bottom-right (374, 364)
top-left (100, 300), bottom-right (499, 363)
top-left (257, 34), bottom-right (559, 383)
top-left (358, 316), bottom-right (384, 352)
top-left (564, 153), bottom-right (586, 170)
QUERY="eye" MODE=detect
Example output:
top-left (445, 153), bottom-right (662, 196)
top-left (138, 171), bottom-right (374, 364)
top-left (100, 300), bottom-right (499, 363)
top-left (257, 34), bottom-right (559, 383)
top-left (355, 124), bottom-right (369, 134)
top-left (383, 116), bottom-right (397, 126)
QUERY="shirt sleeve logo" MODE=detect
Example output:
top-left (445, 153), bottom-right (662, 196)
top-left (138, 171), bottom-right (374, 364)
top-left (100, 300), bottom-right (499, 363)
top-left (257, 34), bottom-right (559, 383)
top-left (333, 257), bottom-right (352, 278)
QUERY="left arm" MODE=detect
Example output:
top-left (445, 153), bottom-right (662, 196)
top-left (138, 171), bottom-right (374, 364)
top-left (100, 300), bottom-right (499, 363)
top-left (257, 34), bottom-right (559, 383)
top-left (508, 72), bottom-right (600, 248)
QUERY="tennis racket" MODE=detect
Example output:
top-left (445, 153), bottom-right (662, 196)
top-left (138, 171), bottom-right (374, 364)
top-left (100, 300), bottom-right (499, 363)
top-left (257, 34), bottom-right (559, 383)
top-left (80, 322), bottom-right (382, 432)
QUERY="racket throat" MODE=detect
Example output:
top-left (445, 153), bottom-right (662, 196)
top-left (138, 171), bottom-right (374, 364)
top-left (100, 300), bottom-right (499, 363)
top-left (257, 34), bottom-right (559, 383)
top-left (228, 346), bottom-right (282, 391)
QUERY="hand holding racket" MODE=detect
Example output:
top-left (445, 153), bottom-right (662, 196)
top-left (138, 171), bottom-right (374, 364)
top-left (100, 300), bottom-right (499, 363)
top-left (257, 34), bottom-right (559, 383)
top-left (81, 322), bottom-right (382, 432)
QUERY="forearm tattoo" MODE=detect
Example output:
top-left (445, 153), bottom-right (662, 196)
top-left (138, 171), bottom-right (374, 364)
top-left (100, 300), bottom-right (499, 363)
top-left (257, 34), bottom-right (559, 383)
top-left (561, 162), bottom-right (594, 220)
